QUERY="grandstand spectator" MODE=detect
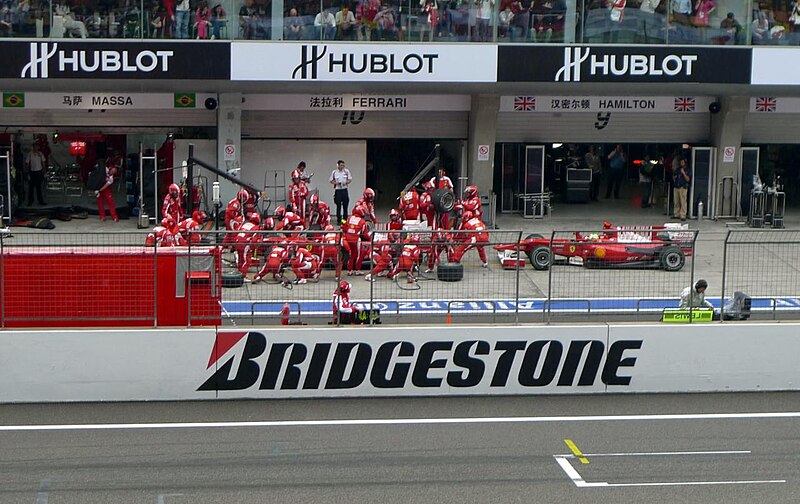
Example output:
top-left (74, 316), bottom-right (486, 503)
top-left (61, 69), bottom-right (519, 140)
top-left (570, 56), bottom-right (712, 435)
top-left (335, 2), bottom-right (357, 39)
top-left (314, 8), bottom-right (336, 39)
top-left (285, 7), bottom-right (303, 39)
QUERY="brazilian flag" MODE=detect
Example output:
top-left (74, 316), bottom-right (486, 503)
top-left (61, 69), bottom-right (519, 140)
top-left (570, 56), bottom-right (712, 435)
top-left (3, 93), bottom-right (25, 108)
top-left (174, 93), bottom-right (196, 108)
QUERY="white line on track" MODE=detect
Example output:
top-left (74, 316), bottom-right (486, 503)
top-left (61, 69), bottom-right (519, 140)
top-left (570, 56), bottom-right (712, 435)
top-left (578, 450), bottom-right (752, 457)
top-left (2, 411), bottom-right (800, 432)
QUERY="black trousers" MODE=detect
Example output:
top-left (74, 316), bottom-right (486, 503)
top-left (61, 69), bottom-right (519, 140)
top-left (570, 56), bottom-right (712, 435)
top-left (334, 188), bottom-right (349, 224)
top-left (27, 170), bottom-right (46, 205)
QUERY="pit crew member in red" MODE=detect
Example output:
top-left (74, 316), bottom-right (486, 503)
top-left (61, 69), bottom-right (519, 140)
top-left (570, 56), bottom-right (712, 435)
top-left (449, 211), bottom-right (489, 266)
top-left (95, 165), bottom-right (119, 222)
top-left (289, 246), bottom-right (320, 284)
top-left (333, 280), bottom-right (359, 323)
top-left (342, 205), bottom-right (371, 275)
top-left (399, 187), bottom-right (420, 220)
top-left (461, 185), bottom-right (482, 219)
top-left (307, 193), bottom-right (331, 229)
top-left (162, 183), bottom-right (184, 223)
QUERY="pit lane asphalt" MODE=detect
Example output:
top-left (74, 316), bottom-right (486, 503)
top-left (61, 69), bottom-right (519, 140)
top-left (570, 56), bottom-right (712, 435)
top-left (2, 392), bottom-right (800, 504)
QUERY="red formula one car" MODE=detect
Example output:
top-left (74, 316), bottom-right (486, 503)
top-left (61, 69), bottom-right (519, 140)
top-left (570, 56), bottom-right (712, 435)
top-left (495, 223), bottom-right (693, 272)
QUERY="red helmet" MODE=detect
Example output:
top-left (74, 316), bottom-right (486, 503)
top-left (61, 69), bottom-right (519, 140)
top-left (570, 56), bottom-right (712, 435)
top-left (338, 280), bottom-right (351, 293)
top-left (389, 208), bottom-right (401, 221)
top-left (237, 188), bottom-right (249, 204)
top-left (363, 188), bottom-right (375, 202)
top-left (352, 205), bottom-right (366, 218)
top-left (248, 212), bottom-right (262, 225)
top-left (310, 193), bottom-right (320, 207)
top-left (461, 211), bottom-right (474, 223)
top-left (192, 210), bottom-right (207, 224)
top-left (388, 232), bottom-right (400, 243)
top-left (324, 224), bottom-right (335, 232)
top-left (168, 183), bottom-right (181, 198)
top-left (263, 216), bottom-right (275, 231)
top-left (423, 180), bottom-right (435, 191)
top-left (231, 216), bottom-right (244, 231)
top-left (274, 206), bottom-right (286, 219)
top-left (464, 185), bottom-right (478, 199)
top-left (161, 215), bottom-right (175, 229)
top-left (229, 200), bottom-right (241, 213)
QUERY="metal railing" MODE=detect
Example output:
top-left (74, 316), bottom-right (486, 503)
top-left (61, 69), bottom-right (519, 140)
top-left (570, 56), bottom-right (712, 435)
top-left (2, 227), bottom-right (800, 327)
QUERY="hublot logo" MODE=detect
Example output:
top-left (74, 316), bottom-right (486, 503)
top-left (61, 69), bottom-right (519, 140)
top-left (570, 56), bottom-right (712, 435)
top-left (555, 47), bottom-right (698, 82)
top-left (21, 42), bottom-right (173, 79)
top-left (292, 45), bottom-right (439, 80)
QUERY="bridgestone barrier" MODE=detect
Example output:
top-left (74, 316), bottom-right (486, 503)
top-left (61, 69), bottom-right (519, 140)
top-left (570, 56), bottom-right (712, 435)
top-left (1, 324), bottom-right (798, 403)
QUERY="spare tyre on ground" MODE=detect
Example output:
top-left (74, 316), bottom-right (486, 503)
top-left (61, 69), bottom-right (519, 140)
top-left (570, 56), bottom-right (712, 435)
top-left (437, 262), bottom-right (464, 282)
top-left (222, 270), bottom-right (245, 288)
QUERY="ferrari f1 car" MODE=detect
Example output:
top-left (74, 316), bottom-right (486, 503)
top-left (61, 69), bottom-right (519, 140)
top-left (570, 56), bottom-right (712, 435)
top-left (494, 223), bottom-right (693, 272)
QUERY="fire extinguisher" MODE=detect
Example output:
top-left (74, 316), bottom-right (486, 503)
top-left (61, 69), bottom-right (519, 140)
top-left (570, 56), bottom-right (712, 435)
top-left (281, 303), bottom-right (290, 326)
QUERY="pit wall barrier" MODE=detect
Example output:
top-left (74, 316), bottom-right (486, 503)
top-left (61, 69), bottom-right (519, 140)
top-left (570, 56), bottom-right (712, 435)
top-left (1, 323), bottom-right (798, 403)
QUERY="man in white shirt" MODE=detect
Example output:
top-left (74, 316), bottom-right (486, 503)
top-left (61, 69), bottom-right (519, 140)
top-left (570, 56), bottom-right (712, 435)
top-left (335, 4), bottom-right (357, 40)
top-left (26, 143), bottom-right (47, 206)
top-left (314, 9), bottom-right (336, 39)
top-left (329, 160), bottom-right (352, 224)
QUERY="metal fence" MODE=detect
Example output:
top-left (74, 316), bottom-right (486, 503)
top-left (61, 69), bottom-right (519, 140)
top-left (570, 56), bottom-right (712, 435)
top-left (722, 229), bottom-right (800, 320)
top-left (2, 227), bottom-right (800, 327)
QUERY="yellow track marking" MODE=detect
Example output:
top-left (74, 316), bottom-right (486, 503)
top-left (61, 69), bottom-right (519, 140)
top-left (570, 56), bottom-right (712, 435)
top-left (565, 439), bottom-right (590, 464)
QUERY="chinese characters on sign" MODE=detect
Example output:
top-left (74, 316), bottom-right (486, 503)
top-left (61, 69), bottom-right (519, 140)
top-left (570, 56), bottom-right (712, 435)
top-left (309, 96), bottom-right (344, 108)
top-left (62, 95), bottom-right (84, 106)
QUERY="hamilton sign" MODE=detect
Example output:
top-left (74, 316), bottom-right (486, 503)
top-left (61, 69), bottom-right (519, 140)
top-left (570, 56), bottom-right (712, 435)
top-left (231, 42), bottom-right (497, 82)
top-left (1, 41), bottom-right (230, 80)
top-left (498, 46), bottom-right (751, 84)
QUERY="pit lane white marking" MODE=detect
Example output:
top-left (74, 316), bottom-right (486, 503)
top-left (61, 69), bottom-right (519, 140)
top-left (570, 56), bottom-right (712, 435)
top-left (554, 451), bottom-right (786, 488)
top-left (3, 411), bottom-right (800, 432)
top-left (35, 480), bottom-right (49, 504)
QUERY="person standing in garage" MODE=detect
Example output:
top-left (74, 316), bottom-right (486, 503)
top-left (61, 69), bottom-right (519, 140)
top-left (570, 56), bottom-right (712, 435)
top-left (95, 165), bottom-right (119, 222)
top-left (673, 157), bottom-right (691, 221)
top-left (330, 160), bottom-right (352, 224)
top-left (605, 144), bottom-right (626, 199)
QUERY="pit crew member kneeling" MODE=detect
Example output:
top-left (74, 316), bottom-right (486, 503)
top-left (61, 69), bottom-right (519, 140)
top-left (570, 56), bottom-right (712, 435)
top-left (333, 280), bottom-right (361, 324)
top-left (448, 211), bottom-right (489, 267)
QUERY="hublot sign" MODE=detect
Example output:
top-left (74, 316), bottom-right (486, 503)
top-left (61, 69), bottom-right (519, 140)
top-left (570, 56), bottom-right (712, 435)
top-left (498, 46), bottom-right (751, 84)
top-left (1, 40), bottom-right (230, 80)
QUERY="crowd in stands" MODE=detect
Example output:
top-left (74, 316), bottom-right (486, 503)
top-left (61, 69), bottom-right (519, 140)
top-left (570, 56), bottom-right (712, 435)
top-left (0, 0), bottom-right (798, 45)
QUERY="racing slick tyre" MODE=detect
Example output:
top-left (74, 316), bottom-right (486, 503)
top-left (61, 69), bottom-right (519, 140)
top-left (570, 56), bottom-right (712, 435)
top-left (222, 269), bottom-right (245, 288)
top-left (659, 246), bottom-right (685, 272)
top-left (437, 262), bottom-right (464, 282)
top-left (432, 189), bottom-right (456, 213)
top-left (529, 246), bottom-right (552, 270)
top-left (524, 233), bottom-right (544, 240)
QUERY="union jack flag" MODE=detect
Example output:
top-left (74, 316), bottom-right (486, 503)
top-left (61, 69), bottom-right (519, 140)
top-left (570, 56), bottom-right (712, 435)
top-left (513, 96), bottom-right (536, 112)
top-left (673, 96), bottom-right (695, 112)
top-left (755, 97), bottom-right (777, 112)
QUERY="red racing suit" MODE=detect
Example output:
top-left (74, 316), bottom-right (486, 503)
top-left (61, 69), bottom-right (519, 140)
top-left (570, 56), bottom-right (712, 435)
top-left (419, 191), bottom-right (435, 227)
top-left (233, 222), bottom-right (261, 275)
top-left (276, 211), bottom-right (306, 232)
top-left (289, 181), bottom-right (309, 218)
top-left (461, 196), bottom-right (483, 219)
top-left (145, 226), bottom-right (175, 247)
top-left (162, 193), bottom-right (184, 224)
top-left (399, 190), bottom-right (420, 220)
top-left (370, 239), bottom-right (397, 277)
top-left (175, 217), bottom-right (202, 245)
top-left (389, 244), bottom-right (421, 279)
top-left (290, 247), bottom-right (320, 280)
top-left (355, 198), bottom-right (377, 224)
top-left (450, 217), bottom-right (489, 263)
top-left (342, 214), bottom-right (371, 272)
top-left (255, 245), bottom-right (290, 281)
top-left (308, 201), bottom-right (331, 229)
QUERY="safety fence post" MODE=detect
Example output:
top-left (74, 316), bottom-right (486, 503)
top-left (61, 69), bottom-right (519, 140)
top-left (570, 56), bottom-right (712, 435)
top-left (546, 230), bottom-right (555, 324)
top-left (720, 229), bottom-right (730, 322)
top-left (514, 230), bottom-right (522, 324)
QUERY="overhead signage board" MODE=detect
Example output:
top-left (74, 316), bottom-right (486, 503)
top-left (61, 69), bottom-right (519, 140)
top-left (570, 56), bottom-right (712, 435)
top-left (498, 46), bottom-right (751, 84)
top-left (751, 48), bottom-right (800, 85)
top-left (231, 43), bottom-right (497, 82)
top-left (1, 41), bottom-right (230, 80)
top-left (242, 94), bottom-right (471, 111)
top-left (0, 92), bottom-right (216, 109)
top-left (499, 95), bottom-right (716, 113)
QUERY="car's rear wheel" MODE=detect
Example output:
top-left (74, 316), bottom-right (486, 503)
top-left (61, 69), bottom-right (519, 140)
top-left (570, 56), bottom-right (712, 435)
top-left (660, 246), bottom-right (685, 272)
top-left (524, 233), bottom-right (544, 240)
top-left (529, 246), bottom-right (552, 270)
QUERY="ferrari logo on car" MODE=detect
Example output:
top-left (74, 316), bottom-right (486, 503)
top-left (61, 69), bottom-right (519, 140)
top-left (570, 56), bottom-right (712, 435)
top-left (569, 245), bottom-right (576, 253)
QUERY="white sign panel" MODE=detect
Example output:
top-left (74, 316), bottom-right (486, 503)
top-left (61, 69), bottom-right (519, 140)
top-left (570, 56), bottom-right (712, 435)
top-left (231, 43), bottom-right (497, 82)
top-left (500, 95), bottom-right (715, 113)
top-left (478, 144), bottom-right (490, 161)
top-left (0, 92), bottom-right (215, 110)
top-left (242, 94), bottom-right (471, 111)
top-left (4, 323), bottom-right (800, 403)
top-left (723, 146), bottom-right (736, 163)
top-left (751, 48), bottom-right (800, 85)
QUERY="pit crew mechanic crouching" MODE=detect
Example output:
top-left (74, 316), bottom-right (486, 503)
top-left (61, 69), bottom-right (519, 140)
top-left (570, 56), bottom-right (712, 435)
top-left (679, 279), bottom-right (714, 310)
top-left (448, 211), bottom-right (489, 267)
top-left (333, 280), bottom-right (362, 324)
